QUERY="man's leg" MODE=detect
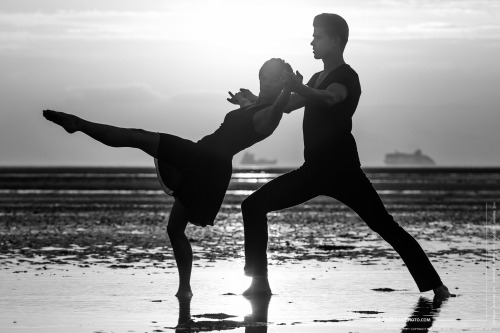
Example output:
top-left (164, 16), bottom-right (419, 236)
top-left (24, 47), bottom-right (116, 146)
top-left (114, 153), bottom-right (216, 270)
top-left (43, 110), bottom-right (160, 158)
top-left (241, 165), bottom-right (319, 294)
top-left (324, 169), bottom-right (449, 296)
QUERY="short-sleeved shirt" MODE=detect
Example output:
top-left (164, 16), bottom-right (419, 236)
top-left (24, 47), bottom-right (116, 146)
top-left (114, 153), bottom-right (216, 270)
top-left (302, 64), bottom-right (361, 169)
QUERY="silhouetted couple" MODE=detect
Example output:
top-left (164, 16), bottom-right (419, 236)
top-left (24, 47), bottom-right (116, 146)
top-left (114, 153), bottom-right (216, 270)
top-left (43, 13), bottom-right (451, 300)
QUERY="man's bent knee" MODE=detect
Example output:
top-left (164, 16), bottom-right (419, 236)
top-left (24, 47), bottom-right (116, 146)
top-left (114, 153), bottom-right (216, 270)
top-left (241, 195), bottom-right (266, 219)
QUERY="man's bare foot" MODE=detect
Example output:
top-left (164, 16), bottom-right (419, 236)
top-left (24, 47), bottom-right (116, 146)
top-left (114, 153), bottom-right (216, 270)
top-left (243, 277), bottom-right (272, 296)
top-left (175, 287), bottom-right (193, 298)
top-left (42, 109), bottom-right (79, 133)
top-left (433, 284), bottom-right (454, 300)
top-left (244, 264), bottom-right (253, 277)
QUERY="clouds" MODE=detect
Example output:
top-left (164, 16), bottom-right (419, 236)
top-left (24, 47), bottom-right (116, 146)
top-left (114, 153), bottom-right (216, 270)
top-left (63, 83), bottom-right (166, 109)
top-left (1, 0), bottom-right (499, 166)
top-left (1, 0), bottom-right (498, 47)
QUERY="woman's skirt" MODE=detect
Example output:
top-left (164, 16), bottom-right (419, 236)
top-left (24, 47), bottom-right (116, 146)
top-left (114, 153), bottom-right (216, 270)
top-left (154, 133), bottom-right (232, 227)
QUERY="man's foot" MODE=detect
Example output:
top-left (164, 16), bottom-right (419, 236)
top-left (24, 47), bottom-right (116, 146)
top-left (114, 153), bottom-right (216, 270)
top-left (433, 284), bottom-right (454, 300)
top-left (175, 288), bottom-right (193, 298)
top-left (244, 264), bottom-right (253, 277)
top-left (243, 276), bottom-right (272, 296)
top-left (43, 109), bottom-right (79, 133)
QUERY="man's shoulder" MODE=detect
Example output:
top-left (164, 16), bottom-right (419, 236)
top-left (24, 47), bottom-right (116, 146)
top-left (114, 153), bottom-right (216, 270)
top-left (340, 64), bottom-right (358, 77)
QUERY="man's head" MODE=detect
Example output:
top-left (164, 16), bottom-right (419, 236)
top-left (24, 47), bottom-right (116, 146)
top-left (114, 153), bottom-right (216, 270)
top-left (258, 58), bottom-right (293, 100)
top-left (311, 13), bottom-right (349, 58)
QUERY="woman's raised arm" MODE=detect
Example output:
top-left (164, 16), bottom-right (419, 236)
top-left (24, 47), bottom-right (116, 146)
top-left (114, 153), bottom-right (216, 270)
top-left (252, 83), bottom-right (292, 136)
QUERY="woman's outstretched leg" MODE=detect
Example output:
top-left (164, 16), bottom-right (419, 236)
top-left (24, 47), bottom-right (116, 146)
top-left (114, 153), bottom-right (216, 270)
top-left (42, 109), bottom-right (159, 158)
top-left (167, 199), bottom-right (193, 298)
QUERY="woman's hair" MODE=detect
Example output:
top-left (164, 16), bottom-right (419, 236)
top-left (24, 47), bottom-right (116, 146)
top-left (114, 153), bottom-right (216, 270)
top-left (259, 58), bottom-right (293, 78)
top-left (313, 13), bottom-right (349, 50)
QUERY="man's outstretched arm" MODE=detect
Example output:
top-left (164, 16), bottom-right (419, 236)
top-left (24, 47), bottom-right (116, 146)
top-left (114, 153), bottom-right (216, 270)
top-left (284, 71), bottom-right (348, 109)
top-left (283, 93), bottom-right (306, 114)
top-left (295, 82), bottom-right (348, 108)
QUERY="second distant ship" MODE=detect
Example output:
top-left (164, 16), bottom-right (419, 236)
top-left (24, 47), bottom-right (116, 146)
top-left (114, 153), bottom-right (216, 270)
top-left (384, 149), bottom-right (435, 166)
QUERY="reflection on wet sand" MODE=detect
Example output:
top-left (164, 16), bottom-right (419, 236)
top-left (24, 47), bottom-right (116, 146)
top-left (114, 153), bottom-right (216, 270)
top-left (401, 296), bottom-right (446, 332)
top-left (174, 294), bottom-right (446, 332)
top-left (244, 295), bottom-right (271, 333)
top-left (174, 295), bottom-right (271, 332)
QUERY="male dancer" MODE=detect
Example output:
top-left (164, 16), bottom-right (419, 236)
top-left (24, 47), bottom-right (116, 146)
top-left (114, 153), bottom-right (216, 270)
top-left (240, 13), bottom-right (452, 299)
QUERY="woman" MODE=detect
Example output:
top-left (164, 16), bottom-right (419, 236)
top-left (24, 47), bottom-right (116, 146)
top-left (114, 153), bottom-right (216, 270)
top-left (43, 58), bottom-right (293, 297)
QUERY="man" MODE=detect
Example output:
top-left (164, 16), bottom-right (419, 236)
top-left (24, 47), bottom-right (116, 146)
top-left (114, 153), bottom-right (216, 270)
top-left (238, 13), bottom-right (452, 299)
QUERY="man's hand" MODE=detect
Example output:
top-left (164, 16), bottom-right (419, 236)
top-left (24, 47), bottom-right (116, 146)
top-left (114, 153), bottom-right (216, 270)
top-left (227, 90), bottom-right (252, 107)
top-left (282, 70), bottom-right (303, 91)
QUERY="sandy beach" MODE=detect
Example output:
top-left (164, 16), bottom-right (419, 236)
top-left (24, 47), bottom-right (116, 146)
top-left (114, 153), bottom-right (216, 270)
top-left (0, 167), bottom-right (499, 332)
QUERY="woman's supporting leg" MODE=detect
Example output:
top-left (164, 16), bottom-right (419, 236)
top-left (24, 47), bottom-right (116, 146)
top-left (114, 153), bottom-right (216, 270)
top-left (42, 109), bottom-right (160, 158)
top-left (167, 199), bottom-right (193, 298)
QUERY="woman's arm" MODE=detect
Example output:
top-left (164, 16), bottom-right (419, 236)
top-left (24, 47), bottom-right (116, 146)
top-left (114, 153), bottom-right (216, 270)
top-left (252, 86), bottom-right (292, 136)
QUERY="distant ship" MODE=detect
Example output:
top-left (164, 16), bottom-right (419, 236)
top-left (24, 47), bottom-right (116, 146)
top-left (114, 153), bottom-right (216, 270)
top-left (384, 149), bottom-right (436, 166)
top-left (240, 151), bottom-right (277, 165)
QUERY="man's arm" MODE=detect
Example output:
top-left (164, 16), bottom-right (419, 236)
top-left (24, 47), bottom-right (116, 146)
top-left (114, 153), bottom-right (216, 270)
top-left (283, 93), bottom-right (306, 114)
top-left (284, 71), bottom-right (348, 108)
top-left (295, 82), bottom-right (348, 108)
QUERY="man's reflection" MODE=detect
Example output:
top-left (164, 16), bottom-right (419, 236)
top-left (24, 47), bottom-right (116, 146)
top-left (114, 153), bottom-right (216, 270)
top-left (244, 294), bottom-right (272, 333)
top-left (401, 296), bottom-right (447, 332)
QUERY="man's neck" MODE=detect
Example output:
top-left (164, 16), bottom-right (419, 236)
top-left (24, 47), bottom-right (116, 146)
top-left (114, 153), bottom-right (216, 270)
top-left (322, 54), bottom-right (345, 72)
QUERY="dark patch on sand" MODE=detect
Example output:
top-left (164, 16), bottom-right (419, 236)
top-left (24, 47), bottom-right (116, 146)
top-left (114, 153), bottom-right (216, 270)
top-left (353, 310), bottom-right (384, 314)
top-left (372, 288), bottom-right (408, 292)
top-left (193, 313), bottom-right (237, 320)
top-left (314, 318), bottom-right (354, 322)
top-left (171, 318), bottom-right (267, 331)
top-left (316, 245), bottom-right (356, 251)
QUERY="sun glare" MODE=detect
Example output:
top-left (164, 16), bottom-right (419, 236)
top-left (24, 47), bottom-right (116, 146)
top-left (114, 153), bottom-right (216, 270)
top-left (166, 0), bottom-right (309, 51)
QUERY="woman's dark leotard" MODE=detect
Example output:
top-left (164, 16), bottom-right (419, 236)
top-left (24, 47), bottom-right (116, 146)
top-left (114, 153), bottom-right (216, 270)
top-left (155, 104), bottom-right (270, 226)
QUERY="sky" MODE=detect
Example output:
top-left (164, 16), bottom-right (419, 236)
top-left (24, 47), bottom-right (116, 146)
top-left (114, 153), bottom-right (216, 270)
top-left (1, 0), bottom-right (499, 167)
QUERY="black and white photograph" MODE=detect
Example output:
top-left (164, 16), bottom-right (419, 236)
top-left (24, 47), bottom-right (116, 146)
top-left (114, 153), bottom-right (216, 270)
top-left (0, 1), bottom-right (499, 332)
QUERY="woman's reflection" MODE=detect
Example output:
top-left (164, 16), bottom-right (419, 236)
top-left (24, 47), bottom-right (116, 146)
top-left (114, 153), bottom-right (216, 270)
top-left (174, 294), bottom-right (271, 332)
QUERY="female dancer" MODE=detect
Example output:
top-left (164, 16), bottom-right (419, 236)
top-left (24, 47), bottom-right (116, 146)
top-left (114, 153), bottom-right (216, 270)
top-left (43, 58), bottom-right (293, 297)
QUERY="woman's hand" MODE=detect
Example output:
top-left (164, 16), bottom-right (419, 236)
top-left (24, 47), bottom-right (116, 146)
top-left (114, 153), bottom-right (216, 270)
top-left (239, 88), bottom-right (258, 102)
top-left (227, 90), bottom-right (253, 107)
top-left (227, 88), bottom-right (258, 107)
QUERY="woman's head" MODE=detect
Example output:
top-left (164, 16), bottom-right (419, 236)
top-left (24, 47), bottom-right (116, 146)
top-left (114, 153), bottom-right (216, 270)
top-left (258, 58), bottom-right (293, 100)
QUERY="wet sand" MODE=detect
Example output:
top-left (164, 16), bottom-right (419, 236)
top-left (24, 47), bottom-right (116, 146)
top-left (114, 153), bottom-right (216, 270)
top-left (0, 167), bottom-right (499, 332)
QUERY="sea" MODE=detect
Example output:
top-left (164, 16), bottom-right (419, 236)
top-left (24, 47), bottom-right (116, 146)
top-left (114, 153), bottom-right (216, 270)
top-left (0, 166), bottom-right (498, 333)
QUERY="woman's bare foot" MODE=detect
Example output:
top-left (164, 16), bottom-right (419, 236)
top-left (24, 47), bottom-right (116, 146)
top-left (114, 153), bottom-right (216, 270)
top-left (43, 109), bottom-right (79, 133)
top-left (243, 276), bottom-right (272, 296)
top-left (433, 284), bottom-right (454, 300)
